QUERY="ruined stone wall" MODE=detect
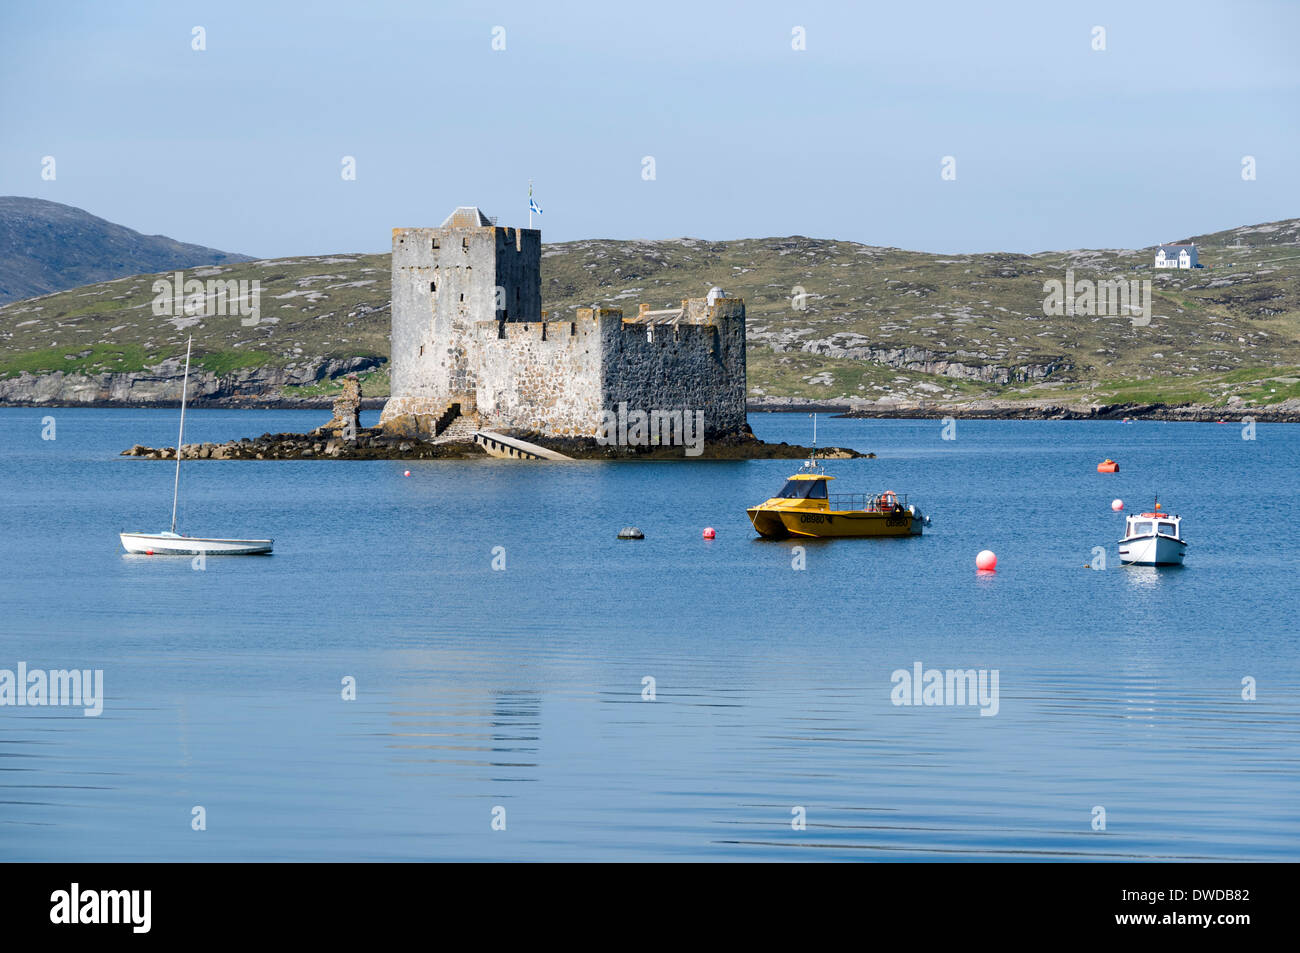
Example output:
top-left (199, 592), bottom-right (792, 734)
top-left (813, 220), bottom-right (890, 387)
top-left (598, 299), bottom-right (748, 437)
top-left (472, 315), bottom-right (604, 435)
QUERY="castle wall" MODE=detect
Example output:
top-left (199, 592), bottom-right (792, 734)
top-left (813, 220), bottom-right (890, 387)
top-left (599, 300), bottom-right (748, 437)
top-left (472, 316), bottom-right (603, 435)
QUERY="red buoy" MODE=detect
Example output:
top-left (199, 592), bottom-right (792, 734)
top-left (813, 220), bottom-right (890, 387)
top-left (403, 470), bottom-right (411, 477)
top-left (976, 550), bottom-right (997, 571)
top-left (703, 527), bottom-right (716, 539)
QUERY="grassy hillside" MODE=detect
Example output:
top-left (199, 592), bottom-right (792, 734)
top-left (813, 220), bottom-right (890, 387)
top-left (1, 219), bottom-right (1298, 406)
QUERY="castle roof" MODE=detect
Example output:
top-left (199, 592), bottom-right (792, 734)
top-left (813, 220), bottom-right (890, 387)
top-left (441, 206), bottom-right (494, 228)
top-left (625, 307), bottom-right (688, 326)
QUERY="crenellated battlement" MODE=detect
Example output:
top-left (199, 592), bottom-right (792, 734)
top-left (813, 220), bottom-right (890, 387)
top-left (474, 316), bottom-right (602, 342)
top-left (380, 207), bottom-right (747, 440)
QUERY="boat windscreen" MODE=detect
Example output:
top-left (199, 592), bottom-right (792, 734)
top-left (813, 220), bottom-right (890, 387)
top-left (778, 479), bottom-right (827, 500)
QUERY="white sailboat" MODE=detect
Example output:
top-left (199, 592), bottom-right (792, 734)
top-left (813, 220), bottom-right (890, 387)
top-left (120, 336), bottom-right (273, 556)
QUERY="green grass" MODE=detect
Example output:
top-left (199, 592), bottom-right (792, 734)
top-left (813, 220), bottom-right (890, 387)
top-left (1232, 377), bottom-right (1300, 404)
top-left (1078, 365), bottom-right (1300, 406)
top-left (1215, 365), bottom-right (1300, 385)
top-left (57, 298), bottom-right (130, 318)
top-left (193, 350), bottom-right (273, 375)
top-left (1093, 380), bottom-right (1216, 405)
top-left (282, 366), bottom-right (390, 398)
top-left (0, 343), bottom-right (163, 378)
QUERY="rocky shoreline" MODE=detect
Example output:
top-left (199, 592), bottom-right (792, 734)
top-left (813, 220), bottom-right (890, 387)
top-left (0, 355), bottom-right (386, 408)
top-left (503, 430), bottom-right (867, 460)
top-left (744, 396), bottom-right (1300, 423)
top-left (10, 390), bottom-right (1298, 422)
top-left (6, 396), bottom-right (390, 410)
top-left (121, 428), bottom-right (487, 460)
top-left (829, 400), bottom-right (1300, 423)
top-left (117, 374), bottom-right (868, 461)
top-left (120, 429), bottom-right (865, 462)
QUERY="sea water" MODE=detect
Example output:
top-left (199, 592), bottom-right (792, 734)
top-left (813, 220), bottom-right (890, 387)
top-left (0, 408), bottom-right (1296, 860)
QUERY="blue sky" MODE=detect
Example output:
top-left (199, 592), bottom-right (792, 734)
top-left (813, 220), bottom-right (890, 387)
top-left (1, 0), bottom-right (1296, 258)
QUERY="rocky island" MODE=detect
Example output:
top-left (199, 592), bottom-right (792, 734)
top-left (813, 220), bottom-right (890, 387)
top-left (120, 372), bottom-right (866, 461)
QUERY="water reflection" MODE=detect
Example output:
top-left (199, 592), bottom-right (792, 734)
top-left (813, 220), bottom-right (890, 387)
top-left (383, 686), bottom-right (540, 782)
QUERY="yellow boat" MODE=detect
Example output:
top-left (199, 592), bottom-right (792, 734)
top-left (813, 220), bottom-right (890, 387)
top-left (747, 463), bottom-right (928, 539)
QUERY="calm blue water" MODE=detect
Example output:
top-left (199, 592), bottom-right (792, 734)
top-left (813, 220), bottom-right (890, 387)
top-left (0, 408), bottom-right (1296, 861)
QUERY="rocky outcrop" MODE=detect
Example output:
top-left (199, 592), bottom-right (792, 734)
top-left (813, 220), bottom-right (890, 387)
top-left (119, 425), bottom-right (870, 461)
top-left (785, 336), bottom-right (1071, 385)
top-left (0, 355), bottom-right (383, 406)
top-left (120, 427), bottom-right (485, 461)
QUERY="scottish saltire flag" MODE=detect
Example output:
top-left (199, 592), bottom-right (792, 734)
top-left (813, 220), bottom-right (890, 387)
top-left (529, 196), bottom-right (542, 215)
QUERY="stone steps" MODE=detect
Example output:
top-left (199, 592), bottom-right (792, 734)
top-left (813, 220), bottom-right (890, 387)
top-left (433, 413), bottom-right (481, 442)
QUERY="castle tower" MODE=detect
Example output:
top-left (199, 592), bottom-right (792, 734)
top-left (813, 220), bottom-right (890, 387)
top-left (381, 206), bottom-right (541, 429)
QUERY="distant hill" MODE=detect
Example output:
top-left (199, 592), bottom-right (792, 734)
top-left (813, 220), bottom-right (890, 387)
top-left (0, 197), bottom-right (251, 304)
top-left (0, 217), bottom-right (1297, 409)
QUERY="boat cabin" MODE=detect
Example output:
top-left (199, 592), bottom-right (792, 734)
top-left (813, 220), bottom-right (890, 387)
top-left (775, 473), bottom-right (833, 500)
top-left (768, 472), bottom-right (907, 514)
top-left (1123, 512), bottom-right (1182, 540)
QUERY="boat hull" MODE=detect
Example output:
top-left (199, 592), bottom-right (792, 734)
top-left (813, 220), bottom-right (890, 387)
top-left (747, 507), bottom-right (917, 539)
top-left (120, 533), bottom-right (273, 556)
top-left (1118, 534), bottom-right (1185, 566)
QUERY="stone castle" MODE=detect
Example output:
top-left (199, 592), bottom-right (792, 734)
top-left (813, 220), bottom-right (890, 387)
top-left (378, 206), bottom-right (747, 440)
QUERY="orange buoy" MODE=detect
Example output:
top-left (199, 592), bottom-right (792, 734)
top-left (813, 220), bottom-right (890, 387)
top-left (403, 470), bottom-right (411, 477)
top-left (702, 527), bottom-right (716, 539)
top-left (1097, 459), bottom-right (1119, 473)
top-left (976, 550), bottom-right (997, 571)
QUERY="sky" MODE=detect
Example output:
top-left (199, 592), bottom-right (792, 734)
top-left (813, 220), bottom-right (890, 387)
top-left (1, 0), bottom-right (1296, 259)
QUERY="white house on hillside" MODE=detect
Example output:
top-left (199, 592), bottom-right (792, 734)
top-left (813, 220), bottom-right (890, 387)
top-left (1155, 243), bottom-right (1198, 269)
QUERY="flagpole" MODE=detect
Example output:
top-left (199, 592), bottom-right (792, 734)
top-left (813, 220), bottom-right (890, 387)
top-left (528, 179), bottom-right (533, 229)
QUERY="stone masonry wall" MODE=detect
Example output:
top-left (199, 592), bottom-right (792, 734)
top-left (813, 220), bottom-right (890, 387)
top-left (472, 314), bottom-right (603, 435)
top-left (382, 222), bottom-right (540, 426)
top-left (598, 299), bottom-right (748, 437)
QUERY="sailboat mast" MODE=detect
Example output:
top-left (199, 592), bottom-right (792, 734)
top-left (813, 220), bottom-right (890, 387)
top-left (170, 336), bottom-right (192, 534)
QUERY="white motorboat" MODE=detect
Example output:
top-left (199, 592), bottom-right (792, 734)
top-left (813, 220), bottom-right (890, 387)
top-left (1118, 500), bottom-right (1186, 566)
top-left (120, 336), bottom-right (273, 557)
